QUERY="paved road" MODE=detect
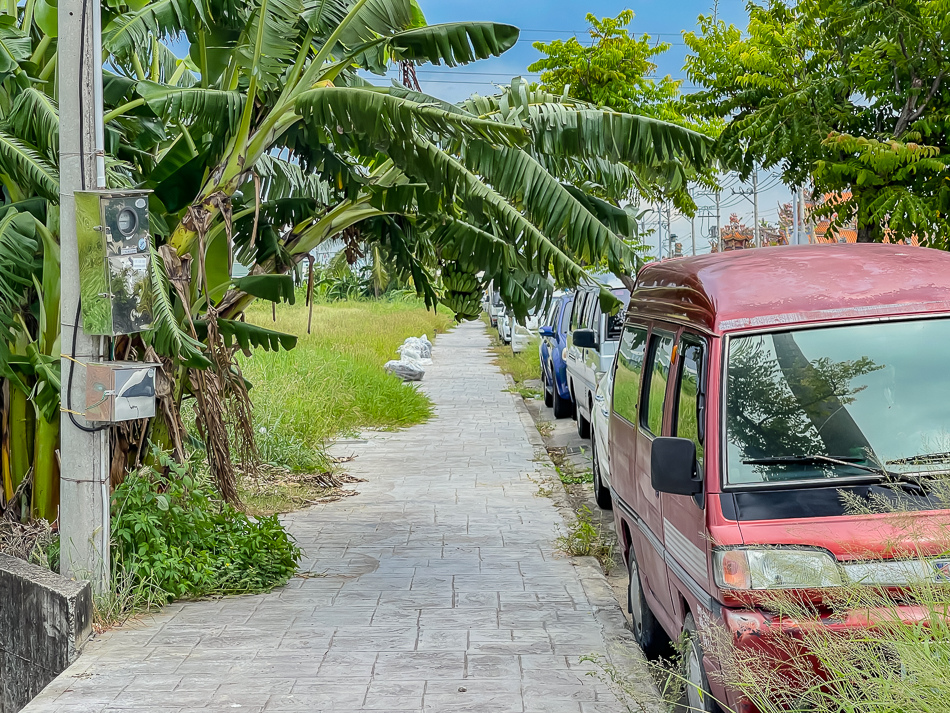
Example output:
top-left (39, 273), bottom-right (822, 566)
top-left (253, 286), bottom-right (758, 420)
top-left (26, 321), bottom-right (633, 712)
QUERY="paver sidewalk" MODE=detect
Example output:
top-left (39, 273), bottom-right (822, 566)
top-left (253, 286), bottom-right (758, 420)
top-left (25, 321), bottom-right (629, 712)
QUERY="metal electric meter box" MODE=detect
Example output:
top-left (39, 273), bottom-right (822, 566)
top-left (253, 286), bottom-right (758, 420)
top-left (76, 190), bottom-right (154, 335)
top-left (85, 362), bottom-right (161, 423)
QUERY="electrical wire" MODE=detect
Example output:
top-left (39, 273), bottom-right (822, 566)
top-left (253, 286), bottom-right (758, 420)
top-left (66, 301), bottom-right (111, 433)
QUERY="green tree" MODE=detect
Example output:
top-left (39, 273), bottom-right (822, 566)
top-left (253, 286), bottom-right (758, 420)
top-left (684, 0), bottom-right (950, 246)
top-left (529, 11), bottom-right (721, 213)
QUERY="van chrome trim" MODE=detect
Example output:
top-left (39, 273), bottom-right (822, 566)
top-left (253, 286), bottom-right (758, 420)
top-left (612, 493), bottom-right (715, 611)
top-left (663, 518), bottom-right (707, 582)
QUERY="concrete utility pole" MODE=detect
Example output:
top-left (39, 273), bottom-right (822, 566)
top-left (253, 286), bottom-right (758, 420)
top-left (715, 190), bottom-right (721, 252)
top-left (656, 202), bottom-right (663, 259)
top-left (752, 168), bottom-right (760, 247)
top-left (59, 0), bottom-right (110, 590)
top-left (792, 188), bottom-right (800, 245)
top-left (690, 216), bottom-right (696, 256)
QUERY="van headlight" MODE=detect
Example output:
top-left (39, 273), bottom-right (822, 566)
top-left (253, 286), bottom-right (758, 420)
top-left (713, 547), bottom-right (843, 590)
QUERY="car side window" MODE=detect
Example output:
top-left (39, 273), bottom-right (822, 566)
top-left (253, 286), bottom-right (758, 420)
top-left (641, 331), bottom-right (676, 436)
top-left (674, 339), bottom-right (705, 465)
top-left (612, 325), bottom-right (648, 424)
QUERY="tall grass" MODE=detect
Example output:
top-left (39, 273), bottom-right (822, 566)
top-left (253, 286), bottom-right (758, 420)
top-left (709, 484), bottom-right (950, 713)
top-left (239, 298), bottom-right (454, 472)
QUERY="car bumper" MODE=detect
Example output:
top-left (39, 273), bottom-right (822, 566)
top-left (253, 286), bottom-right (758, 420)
top-left (712, 603), bottom-right (943, 712)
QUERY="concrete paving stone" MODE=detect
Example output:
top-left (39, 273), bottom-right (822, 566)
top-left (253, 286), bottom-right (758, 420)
top-left (23, 323), bottom-right (636, 713)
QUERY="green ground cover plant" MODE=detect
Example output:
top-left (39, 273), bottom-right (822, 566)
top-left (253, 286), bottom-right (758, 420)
top-left (111, 452), bottom-right (301, 605)
top-left (239, 298), bottom-right (454, 474)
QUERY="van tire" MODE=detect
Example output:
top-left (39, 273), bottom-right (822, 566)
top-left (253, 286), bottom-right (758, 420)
top-left (682, 614), bottom-right (722, 713)
top-left (591, 431), bottom-right (612, 510)
top-left (628, 547), bottom-right (665, 659)
top-left (552, 377), bottom-right (572, 419)
top-left (543, 368), bottom-right (554, 408)
top-left (576, 406), bottom-right (591, 439)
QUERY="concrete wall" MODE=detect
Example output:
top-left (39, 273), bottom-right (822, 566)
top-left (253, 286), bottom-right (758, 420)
top-left (0, 554), bottom-right (92, 713)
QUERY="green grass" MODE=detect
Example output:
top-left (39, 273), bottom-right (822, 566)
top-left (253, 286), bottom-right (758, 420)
top-left (487, 327), bottom-right (542, 398)
top-left (239, 298), bottom-right (454, 474)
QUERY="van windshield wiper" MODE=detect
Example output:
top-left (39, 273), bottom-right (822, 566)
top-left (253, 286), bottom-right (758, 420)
top-left (742, 455), bottom-right (931, 494)
top-left (743, 455), bottom-right (873, 471)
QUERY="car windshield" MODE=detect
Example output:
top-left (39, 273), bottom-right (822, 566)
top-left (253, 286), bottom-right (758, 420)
top-left (725, 318), bottom-right (950, 486)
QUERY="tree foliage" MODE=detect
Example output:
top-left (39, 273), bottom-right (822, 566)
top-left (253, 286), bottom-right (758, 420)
top-left (684, 0), bottom-right (950, 246)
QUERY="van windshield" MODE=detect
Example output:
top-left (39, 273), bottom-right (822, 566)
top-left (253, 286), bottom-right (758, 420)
top-left (725, 318), bottom-right (950, 486)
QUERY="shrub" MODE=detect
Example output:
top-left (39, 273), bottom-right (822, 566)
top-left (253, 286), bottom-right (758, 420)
top-left (111, 452), bottom-right (301, 602)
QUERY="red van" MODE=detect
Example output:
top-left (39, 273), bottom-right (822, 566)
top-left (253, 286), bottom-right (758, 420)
top-left (607, 244), bottom-right (950, 712)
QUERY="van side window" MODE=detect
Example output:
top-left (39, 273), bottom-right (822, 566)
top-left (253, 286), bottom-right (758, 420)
top-left (674, 340), bottom-right (705, 464)
top-left (561, 299), bottom-right (573, 331)
top-left (583, 291), bottom-right (597, 328)
top-left (642, 332), bottom-right (676, 436)
top-left (571, 293), bottom-right (586, 331)
top-left (612, 326), bottom-right (648, 423)
top-left (549, 301), bottom-right (561, 329)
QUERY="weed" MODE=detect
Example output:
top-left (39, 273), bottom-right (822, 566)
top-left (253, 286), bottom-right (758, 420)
top-left (536, 420), bottom-right (554, 438)
top-left (111, 450), bottom-right (301, 605)
top-left (579, 652), bottom-right (688, 713)
top-left (555, 505), bottom-right (614, 570)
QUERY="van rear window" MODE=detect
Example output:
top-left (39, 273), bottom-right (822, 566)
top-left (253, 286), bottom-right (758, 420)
top-left (613, 326), bottom-right (648, 424)
top-left (725, 318), bottom-right (950, 486)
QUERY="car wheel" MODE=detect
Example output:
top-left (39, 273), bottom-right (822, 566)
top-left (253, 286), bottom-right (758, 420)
top-left (543, 367), bottom-right (554, 408)
top-left (628, 546), bottom-right (666, 659)
top-left (552, 374), bottom-right (572, 419)
top-left (682, 614), bottom-right (722, 713)
top-left (576, 404), bottom-right (591, 438)
top-left (591, 431), bottom-right (612, 510)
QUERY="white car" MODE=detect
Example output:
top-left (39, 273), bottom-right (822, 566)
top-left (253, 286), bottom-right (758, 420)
top-left (564, 279), bottom-right (631, 439)
top-left (591, 366), bottom-right (613, 510)
top-left (509, 311), bottom-right (540, 354)
top-left (487, 290), bottom-right (505, 329)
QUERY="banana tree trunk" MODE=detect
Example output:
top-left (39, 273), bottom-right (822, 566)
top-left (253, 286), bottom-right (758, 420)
top-left (31, 413), bottom-right (59, 521)
top-left (10, 383), bottom-right (34, 497)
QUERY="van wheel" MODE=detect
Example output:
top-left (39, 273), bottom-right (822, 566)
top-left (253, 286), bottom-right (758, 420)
top-left (591, 432), bottom-right (612, 510)
top-left (576, 406), bottom-right (591, 439)
top-left (552, 375), bottom-right (572, 419)
top-left (543, 368), bottom-right (554, 408)
top-left (682, 614), bottom-right (721, 713)
top-left (628, 547), bottom-right (665, 659)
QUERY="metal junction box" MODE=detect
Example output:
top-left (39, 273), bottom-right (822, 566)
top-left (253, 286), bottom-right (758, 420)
top-left (76, 190), bottom-right (154, 335)
top-left (85, 361), bottom-right (160, 423)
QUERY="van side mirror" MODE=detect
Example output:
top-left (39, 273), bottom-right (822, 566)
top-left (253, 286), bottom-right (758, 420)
top-left (539, 325), bottom-right (555, 338)
top-left (573, 328), bottom-right (599, 350)
top-left (651, 437), bottom-right (702, 496)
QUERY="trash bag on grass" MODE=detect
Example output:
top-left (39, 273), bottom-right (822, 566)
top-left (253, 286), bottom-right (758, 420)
top-left (385, 359), bottom-right (425, 382)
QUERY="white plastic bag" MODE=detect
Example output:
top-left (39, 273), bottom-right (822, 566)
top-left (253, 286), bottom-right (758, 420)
top-left (418, 334), bottom-right (432, 358)
top-left (385, 359), bottom-right (425, 381)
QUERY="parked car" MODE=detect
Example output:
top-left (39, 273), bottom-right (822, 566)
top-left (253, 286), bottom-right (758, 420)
top-left (607, 244), bottom-right (950, 713)
top-left (496, 307), bottom-right (512, 344)
top-left (487, 289), bottom-right (504, 329)
top-left (539, 292), bottom-right (574, 418)
top-left (565, 280), bottom-right (631, 438)
top-left (591, 365), bottom-right (613, 509)
top-left (509, 310), bottom-right (540, 354)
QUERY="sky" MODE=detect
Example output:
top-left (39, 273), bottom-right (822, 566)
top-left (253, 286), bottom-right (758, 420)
top-left (363, 0), bottom-right (796, 259)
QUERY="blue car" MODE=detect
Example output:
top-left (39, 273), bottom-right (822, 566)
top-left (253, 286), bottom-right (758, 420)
top-left (539, 292), bottom-right (574, 418)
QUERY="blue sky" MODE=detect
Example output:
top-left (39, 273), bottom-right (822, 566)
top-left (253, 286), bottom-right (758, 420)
top-left (364, 0), bottom-right (795, 257)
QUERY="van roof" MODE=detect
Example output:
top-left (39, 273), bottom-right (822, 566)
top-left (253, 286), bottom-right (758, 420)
top-left (630, 244), bottom-right (950, 334)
